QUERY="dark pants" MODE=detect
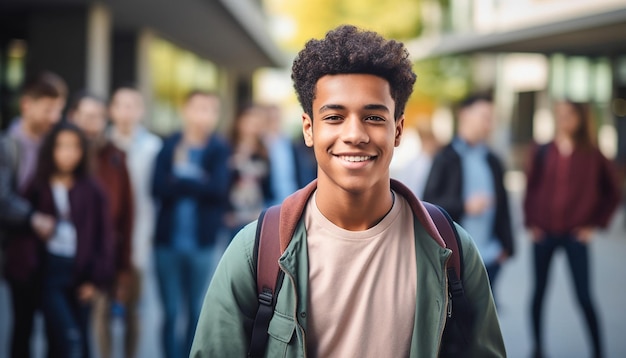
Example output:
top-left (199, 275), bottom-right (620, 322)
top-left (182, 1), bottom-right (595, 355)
top-left (42, 254), bottom-right (91, 358)
top-left (531, 233), bottom-right (602, 358)
top-left (7, 278), bottom-right (41, 358)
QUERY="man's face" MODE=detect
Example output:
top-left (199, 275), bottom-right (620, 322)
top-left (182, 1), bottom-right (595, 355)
top-left (20, 96), bottom-right (65, 136)
top-left (70, 98), bottom-right (107, 140)
top-left (459, 100), bottom-right (494, 144)
top-left (109, 89), bottom-right (144, 132)
top-left (182, 94), bottom-right (220, 135)
top-left (302, 74), bottom-right (403, 195)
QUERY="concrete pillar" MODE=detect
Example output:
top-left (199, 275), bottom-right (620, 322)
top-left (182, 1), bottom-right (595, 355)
top-left (218, 69), bottom-right (239, 133)
top-left (136, 28), bottom-right (156, 128)
top-left (612, 56), bottom-right (626, 169)
top-left (86, 2), bottom-right (111, 98)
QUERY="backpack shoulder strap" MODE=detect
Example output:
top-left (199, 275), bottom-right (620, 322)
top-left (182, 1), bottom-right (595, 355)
top-left (424, 202), bottom-right (475, 348)
top-left (254, 205), bottom-right (282, 296)
top-left (248, 181), bottom-right (317, 357)
top-left (423, 202), bottom-right (463, 279)
top-left (249, 205), bottom-right (282, 358)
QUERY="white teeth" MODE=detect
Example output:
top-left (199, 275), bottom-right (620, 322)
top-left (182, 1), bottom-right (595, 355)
top-left (340, 155), bottom-right (371, 162)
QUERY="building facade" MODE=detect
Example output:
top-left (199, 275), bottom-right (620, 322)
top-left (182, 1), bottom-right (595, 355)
top-left (408, 0), bottom-right (626, 172)
top-left (0, 0), bottom-right (285, 134)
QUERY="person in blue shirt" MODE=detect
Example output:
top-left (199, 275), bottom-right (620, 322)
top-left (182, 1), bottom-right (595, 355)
top-left (151, 90), bottom-right (231, 358)
top-left (261, 104), bottom-right (299, 205)
top-left (423, 93), bottom-right (514, 295)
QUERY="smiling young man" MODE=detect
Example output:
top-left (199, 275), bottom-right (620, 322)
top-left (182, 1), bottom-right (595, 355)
top-left (191, 25), bottom-right (505, 357)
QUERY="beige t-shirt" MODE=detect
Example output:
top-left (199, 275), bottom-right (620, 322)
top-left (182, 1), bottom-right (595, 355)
top-left (305, 191), bottom-right (417, 357)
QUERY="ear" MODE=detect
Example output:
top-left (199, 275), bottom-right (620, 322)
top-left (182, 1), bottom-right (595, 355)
top-left (394, 115), bottom-right (405, 147)
top-left (302, 113), bottom-right (314, 147)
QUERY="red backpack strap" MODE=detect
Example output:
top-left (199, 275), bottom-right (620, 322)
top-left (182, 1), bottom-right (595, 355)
top-left (249, 205), bottom-right (282, 358)
top-left (249, 181), bottom-right (317, 357)
top-left (255, 205), bottom-right (282, 295)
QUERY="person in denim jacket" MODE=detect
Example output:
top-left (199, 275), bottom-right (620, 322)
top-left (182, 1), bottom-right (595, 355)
top-left (152, 90), bottom-right (231, 358)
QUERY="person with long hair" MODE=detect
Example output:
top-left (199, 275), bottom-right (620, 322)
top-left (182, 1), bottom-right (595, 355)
top-left (22, 122), bottom-right (115, 357)
top-left (224, 104), bottom-right (273, 237)
top-left (524, 100), bottom-right (622, 358)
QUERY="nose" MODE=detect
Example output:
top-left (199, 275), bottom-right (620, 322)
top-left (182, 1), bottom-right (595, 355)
top-left (340, 116), bottom-right (369, 145)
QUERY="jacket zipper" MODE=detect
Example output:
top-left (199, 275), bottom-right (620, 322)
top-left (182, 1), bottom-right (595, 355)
top-left (436, 255), bottom-right (451, 355)
top-left (278, 262), bottom-right (308, 358)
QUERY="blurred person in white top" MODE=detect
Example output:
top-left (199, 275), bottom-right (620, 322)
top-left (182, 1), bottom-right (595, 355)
top-left (109, 86), bottom-right (162, 272)
top-left (261, 104), bottom-right (299, 205)
top-left (107, 85), bottom-right (162, 357)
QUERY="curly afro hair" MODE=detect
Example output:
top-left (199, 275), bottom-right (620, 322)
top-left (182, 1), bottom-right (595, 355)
top-left (291, 25), bottom-right (416, 120)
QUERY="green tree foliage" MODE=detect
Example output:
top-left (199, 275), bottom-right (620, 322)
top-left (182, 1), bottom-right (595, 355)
top-left (263, 0), bottom-right (471, 119)
top-left (412, 56), bottom-right (472, 105)
top-left (266, 0), bottom-right (422, 52)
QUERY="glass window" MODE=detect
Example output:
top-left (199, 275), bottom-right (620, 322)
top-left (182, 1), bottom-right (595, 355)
top-left (549, 54), bottom-right (612, 104)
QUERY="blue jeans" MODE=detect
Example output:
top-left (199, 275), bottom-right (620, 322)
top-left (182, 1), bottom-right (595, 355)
top-left (42, 254), bottom-right (91, 358)
top-left (155, 246), bottom-right (218, 358)
top-left (531, 233), bottom-right (602, 357)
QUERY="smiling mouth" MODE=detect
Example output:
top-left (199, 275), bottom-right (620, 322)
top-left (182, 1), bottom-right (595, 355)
top-left (338, 155), bottom-right (374, 162)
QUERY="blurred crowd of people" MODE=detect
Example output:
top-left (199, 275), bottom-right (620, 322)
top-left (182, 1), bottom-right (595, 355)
top-left (0, 71), bottom-right (316, 358)
top-left (0, 70), bottom-right (622, 358)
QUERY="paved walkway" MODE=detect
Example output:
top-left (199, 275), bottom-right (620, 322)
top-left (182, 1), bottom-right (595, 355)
top-left (498, 194), bottom-right (626, 358)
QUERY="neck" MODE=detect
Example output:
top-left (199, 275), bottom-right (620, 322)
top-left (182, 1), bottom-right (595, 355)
top-left (458, 132), bottom-right (480, 146)
top-left (183, 129), bottom-right (209, 146)
top-left (89, 135), bottom-right (107, 150)
top-left (51, 173), bottom-right (74, 188)
top-left (555, 133), bottom-right (574, 155)
top-left (20, 120), bottom-right (44, 140)
top-left (315, 177), bottom-right (394, 231)
top-left (238, 137), bottom-right (258, 153)
top-left (113, 124), bottom-right (135, 139)
top-left (111, 126), bottom-right (136, 151)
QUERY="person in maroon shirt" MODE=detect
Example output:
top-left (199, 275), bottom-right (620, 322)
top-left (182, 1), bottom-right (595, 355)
top-left (524, 100), bottom-right (622, 358)
top-left (68, 91), bottom-right (135, 358)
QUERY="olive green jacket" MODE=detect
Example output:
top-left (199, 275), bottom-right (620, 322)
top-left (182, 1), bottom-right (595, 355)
top-left (191, 180), bottom-right (506, 357)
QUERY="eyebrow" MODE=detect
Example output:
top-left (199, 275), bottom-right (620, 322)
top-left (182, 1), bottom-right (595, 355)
top-left (363, 104), bottom-right (390, 113)
top-left (318, 103), bottom-right (390, 114)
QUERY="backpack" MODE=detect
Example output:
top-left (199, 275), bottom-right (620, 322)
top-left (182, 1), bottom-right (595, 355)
top-left (248, 183), bottom-right (475, 358)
